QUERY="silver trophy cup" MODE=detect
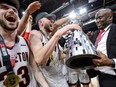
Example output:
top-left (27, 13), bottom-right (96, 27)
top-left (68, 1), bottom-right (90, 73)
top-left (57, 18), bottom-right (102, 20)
top-left (64, 30), bottom-right (100, 69)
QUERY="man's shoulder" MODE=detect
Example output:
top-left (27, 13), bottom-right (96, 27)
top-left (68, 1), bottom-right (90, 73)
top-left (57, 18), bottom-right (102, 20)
top-left (30, 30), bottom-right (41, 35)
top-left (111, 23), bottom-right (116, 27)
top-left (31, 29), bottom-right (40, 33)
top-left (110, 23), bottom-right (116, 32)
top-left (29, 30), bottom-right (42, 40)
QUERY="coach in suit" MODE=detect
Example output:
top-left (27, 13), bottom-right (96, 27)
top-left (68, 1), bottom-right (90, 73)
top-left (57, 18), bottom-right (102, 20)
top-left (90, 8), bottom-right (116, 87)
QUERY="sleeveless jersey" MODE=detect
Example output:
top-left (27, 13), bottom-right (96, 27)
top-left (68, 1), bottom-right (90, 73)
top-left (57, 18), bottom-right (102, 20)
top-left (39, 31), bottom-right (69, 87)
top-left (0, 36), bottom-right (38, 87)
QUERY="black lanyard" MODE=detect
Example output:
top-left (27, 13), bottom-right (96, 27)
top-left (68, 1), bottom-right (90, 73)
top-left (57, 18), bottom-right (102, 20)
top-left (0, 35), bottom-right (20, 87)
top-left (0, 35), bottom-right (14, 74)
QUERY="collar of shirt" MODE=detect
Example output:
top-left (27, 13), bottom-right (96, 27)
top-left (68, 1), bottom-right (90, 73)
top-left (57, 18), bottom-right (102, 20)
top-left (104, 24), bottom-right (111, 31)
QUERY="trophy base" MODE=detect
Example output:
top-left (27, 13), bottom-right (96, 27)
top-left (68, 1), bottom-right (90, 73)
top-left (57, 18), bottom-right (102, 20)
top-left (66, 54), bottom-right (100, 69)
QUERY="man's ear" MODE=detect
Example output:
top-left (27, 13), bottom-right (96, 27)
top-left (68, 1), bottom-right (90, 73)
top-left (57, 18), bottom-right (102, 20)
top-left (39, 19), bottom-right (43, 27)
top-left (109, 16), bottom-right (113, 21)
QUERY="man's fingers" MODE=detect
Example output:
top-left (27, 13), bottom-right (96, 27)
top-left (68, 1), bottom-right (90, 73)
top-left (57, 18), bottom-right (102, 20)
top-left (97, 50), bottom-right (104, 57)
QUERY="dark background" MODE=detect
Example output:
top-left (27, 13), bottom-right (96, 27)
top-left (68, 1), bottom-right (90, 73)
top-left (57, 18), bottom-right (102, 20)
top-left (18, 0), bottom-right (116, 32)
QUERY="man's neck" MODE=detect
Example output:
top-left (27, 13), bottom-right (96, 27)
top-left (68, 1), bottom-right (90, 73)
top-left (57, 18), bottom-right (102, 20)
top-left (0, 29), bottom-right (17, 47)
top-left (41, 28), bottom-right (50, 38)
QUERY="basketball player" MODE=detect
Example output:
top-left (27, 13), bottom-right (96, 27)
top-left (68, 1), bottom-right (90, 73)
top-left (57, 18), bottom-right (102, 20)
top-left (0, 0), bottom-right (47, 87)
top-left (29, 11), bottom-right (82, 87)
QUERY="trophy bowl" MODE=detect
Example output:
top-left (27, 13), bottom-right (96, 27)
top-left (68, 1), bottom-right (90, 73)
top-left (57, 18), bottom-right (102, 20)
top-left (65, 30), bottom-right (100, 69)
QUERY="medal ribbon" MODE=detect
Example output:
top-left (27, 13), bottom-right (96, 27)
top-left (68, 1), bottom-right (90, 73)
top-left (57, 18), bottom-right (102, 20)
top-left (0, 35), bottom-right (14, 73)
top-left (0, 35), bottom-right (20, 87)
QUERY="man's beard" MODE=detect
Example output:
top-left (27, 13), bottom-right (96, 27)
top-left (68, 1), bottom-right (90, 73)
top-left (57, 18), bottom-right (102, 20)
top-left (0, 19), bottom-right (18, 31)
top-left (44, 24), bottom-right (52, 32)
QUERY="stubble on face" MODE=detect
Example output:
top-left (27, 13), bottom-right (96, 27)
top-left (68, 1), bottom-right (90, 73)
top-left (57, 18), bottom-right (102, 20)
top-left (0, 4), bottom-right (19, 31)
top-left (0, 18), bottom-right (18, 31)
top-left (44, 23), bottom-right (53, 32)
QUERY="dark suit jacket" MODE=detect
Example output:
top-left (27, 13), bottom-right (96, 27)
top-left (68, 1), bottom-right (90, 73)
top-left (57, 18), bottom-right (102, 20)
top-left (89, 23), bottom-right (116, 87)
top-left (87, 23), bottom-right (116, 78)
top-left (90, 23), bottom-right (116, 59)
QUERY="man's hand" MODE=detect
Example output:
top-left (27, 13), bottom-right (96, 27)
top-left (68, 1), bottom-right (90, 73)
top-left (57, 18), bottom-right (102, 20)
top-left (26, 1), bottom-right (41, 14)
top-left (56, 24), bottom-right (82, 37)
top-left (92, 50), bottom-right (113, 66)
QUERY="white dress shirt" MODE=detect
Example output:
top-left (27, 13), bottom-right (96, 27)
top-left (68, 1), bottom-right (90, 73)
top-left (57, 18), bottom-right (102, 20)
top-left (95, 24), bottom-right (116, 75)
